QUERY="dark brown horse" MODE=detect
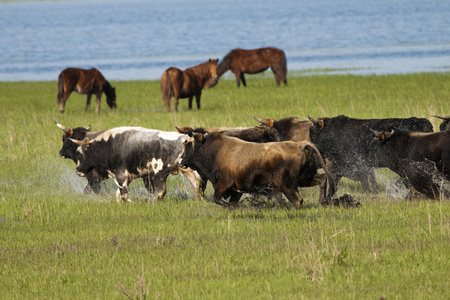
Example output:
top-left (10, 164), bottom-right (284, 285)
top-left (216, 47), bottom-right (287, 87)
top-left (160, 59), bottom-right (219, 112)
top-left (57, 67), bottom-right (117, 113)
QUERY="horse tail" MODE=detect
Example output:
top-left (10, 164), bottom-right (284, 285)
top-left (280, 50), bottom-right (287, 83)
top-left (57, 72), bottom-right (64, 104)
top-left (160, 69), bottom-right (174, 101)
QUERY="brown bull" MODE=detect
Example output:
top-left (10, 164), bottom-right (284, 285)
top-left (180, 132), bottom-right (335, 208)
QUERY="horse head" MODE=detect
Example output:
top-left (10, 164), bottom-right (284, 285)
top-left (105, 84), bottom-right (117, 110)
top-left (204, 58), bottom-right (219, 88)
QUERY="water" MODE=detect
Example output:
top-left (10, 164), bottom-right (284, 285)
top-left (1, 0), bottom-right (449, 81)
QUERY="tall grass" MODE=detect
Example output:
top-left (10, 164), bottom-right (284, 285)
top-left (1, 73), bottom-right (450, 299)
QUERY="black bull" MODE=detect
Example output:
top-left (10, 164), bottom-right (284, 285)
top-left (180, 132), bottom-right (335, 208)
top-left (254, 115), bottom-right (433, 190)
top-left (370, 129), bottom-right (450, 199)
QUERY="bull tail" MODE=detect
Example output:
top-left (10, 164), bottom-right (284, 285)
top-left (301, 141), bottom-right (336, 202)
top-left (57, 72), bottom-right (64, 104)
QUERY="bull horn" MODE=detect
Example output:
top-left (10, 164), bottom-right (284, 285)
top-left (54, 121), bottom-right (69, 133)
top-left (252, 115), bottom-right (267, 124)
top-left (307, 116), bottom-right (319, 124)
top-left (86, 124), bottom-right (91, 130)
top-left (69, 138), bottom-right (90, 148)
top-left (432, 115), bottom-right (450, 120)
top-left (252, 115), bottom-right (274, 127)
top-left (308, 116), bottom-right (325, 131)
top-left (370, 129), bottom-right (383, 137)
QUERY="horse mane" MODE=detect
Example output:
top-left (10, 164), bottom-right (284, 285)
top-left (217, 54), bottom-right (231, 77)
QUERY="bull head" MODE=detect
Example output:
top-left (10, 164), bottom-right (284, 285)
top-left (308, 116), bottom-right (324, 131)
top-left (252, 116), bottom-right (274, 127)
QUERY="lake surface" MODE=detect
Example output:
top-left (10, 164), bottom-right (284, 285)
top-left (1, 0), bottom-right (449, 81)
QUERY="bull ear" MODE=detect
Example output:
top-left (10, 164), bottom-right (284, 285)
top-left (385, 130), bottom-right (394, 138)
top-left (193, 132), bottom-right (206, 144)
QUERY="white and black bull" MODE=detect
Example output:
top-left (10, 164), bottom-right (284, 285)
top-left (71, 126), bottom-right (200, 202)
top-left (180, 132), bottom-right (335, 208)
top-left (55, 122), bottom-right (109, 193)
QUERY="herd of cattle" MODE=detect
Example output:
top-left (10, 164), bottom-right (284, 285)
top-left (55, 114), bottom-right (450, 207)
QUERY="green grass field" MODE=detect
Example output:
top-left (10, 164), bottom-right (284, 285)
top-left (1, 73), bottom-right (450, 299)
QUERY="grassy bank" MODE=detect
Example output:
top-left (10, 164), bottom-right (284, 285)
top-left (1, 73), bottom-right (450, 299)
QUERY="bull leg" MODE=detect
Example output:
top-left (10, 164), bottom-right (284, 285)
top-left (85, 170), bottom-right (103, 194)
top-left (85, 94), bottom-right (92, 111)
top-left (367, 169), bottom-right (379, 191)
top-left (113, 176), bottom-right (132, 203)
top-left (152, 175), bottom-right (168, 201)
top-left (143, 176), bottom-right (154, 194)
top-left (179, 167), bottom-right (205, 199)
top-left (311, 173), bottom-right (329, 205)
top-left (240, 73), bottom-right (247, 87)
top-left (188, 96), bottom-right (193, 110)
top-left (213, 182), bottom-right (233, 207)
top-left (228, 191), bottom-right (243, 208)
top-left (282, 187), bottom-right (303, 209)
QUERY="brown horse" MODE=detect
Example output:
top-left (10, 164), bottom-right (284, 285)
top-left (57, 67), bottom-right (117, 113)
top-left (160, 59), bottom-right (219, 112)
top-left (216, 47), bottom-right (287, 87)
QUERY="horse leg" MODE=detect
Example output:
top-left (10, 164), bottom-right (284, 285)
top-left (233, 71), bottom-right (241, 87)
top-left (195, 93), bottom-right (201, 110)
top-left (95, 93), bottom-right (102, 113)
top-left (163, 95), bottom-right (171, 112)
top-left (240, 73), bottom-right (247, 87)
top-left (173, 87), bottom-right (181, 112)
top-left (60, 90), bottom-right (72, 113)
top-left (85, 94), bottom-right (92, 111)
top-left (271, 66), bottom-right (285, 86)
top-left (188, 96), bottom-right (193, 110)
